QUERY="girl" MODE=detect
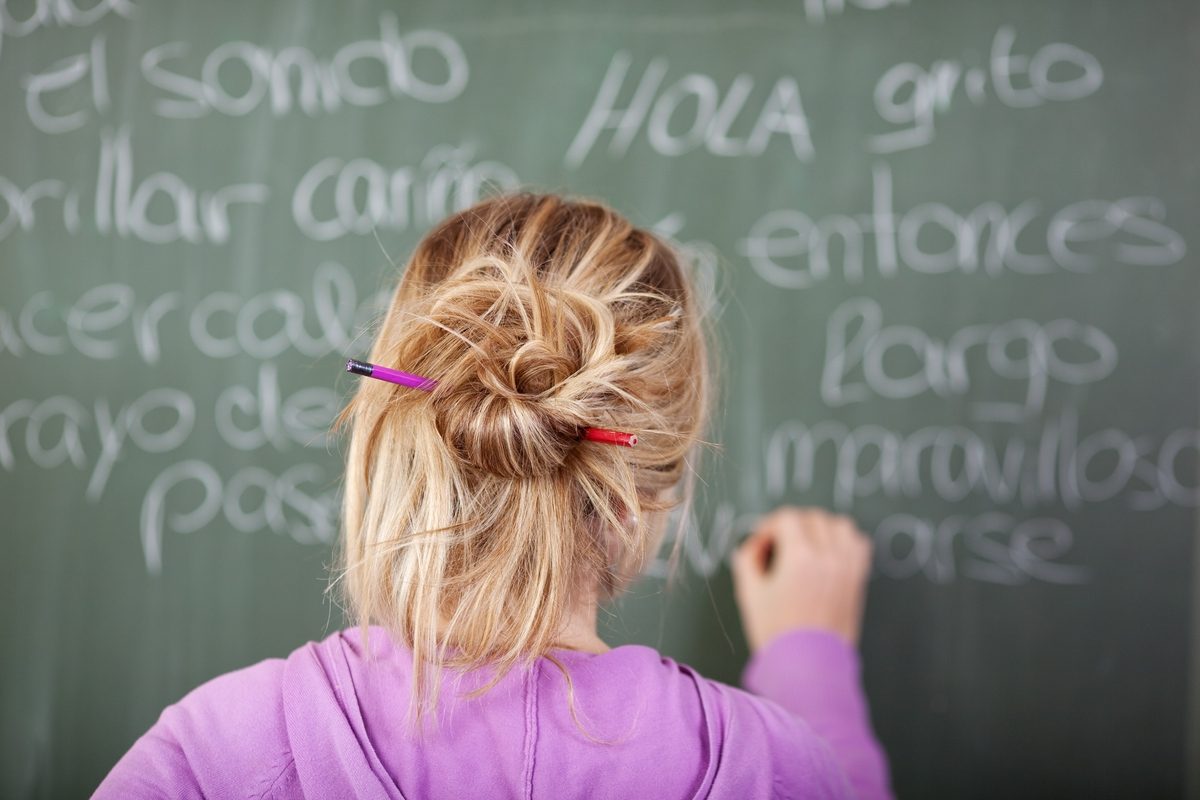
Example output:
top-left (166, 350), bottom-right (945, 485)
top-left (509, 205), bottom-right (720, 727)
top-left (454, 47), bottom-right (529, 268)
top-left (95, 193), bottom-right (892, 799)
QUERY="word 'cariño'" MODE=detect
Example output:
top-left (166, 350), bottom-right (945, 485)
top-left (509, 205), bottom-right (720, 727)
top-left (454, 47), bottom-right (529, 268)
top-left (19, 16), bottom-right (466, 133)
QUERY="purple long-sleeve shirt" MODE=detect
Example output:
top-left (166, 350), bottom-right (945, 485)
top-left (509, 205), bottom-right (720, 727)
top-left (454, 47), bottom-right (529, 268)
top-left (94, 626), bottom-right (892, 799)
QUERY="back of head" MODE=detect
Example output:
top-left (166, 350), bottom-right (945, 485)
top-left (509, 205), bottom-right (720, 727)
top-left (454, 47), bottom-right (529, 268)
top-left (334, 192), bottom-right (714, 725)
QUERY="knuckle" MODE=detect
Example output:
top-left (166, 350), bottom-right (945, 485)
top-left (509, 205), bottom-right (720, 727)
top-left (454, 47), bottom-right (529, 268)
top-left (777, 507), bottom-right (807, 527)
top-left (831, 513), bottom-right (857, 532)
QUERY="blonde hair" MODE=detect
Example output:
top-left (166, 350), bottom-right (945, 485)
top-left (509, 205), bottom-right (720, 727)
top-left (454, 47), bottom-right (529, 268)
top-left (331, 192), bottom-right (716, 731)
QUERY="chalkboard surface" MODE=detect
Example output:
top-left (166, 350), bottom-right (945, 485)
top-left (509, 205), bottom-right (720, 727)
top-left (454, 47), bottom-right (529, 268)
top-left (2, 1), bottom-right (1197, 798)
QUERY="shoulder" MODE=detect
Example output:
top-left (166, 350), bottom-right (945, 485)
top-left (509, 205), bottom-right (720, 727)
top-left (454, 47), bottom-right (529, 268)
top-left (168, 655), bottom-right (290, 740)
top-left (682, 662), bottom-right (855, 799)
top-left (537, 643), bottom-right (853, 799)
top-left (95, 652), bottom-right (298, 799)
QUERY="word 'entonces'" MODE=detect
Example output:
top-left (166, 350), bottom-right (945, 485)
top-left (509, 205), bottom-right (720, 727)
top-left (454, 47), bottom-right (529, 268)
top-left (741, 163), bottom-right (1185, 288)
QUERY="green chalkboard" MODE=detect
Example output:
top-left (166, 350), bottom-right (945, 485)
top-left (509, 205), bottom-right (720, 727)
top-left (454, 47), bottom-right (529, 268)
top-left (2, 1), bottom-right (1197, 798)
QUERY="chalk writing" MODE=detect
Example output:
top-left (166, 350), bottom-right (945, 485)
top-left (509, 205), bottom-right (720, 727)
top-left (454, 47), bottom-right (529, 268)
top-left (741, 163), bottom-right (1185, 288)
top-left (566, 51), bottom-right (814, 168)
top-left (871, 511), bottom-right (1090, 584)
top-left (0, 263), bottom-right (389, 362)
top-left (870, 27), bottom-right (1104, 153)
top-left (292, 144), bottom-right (520, 241)
top-left (17, 15), bottom-right (467, 130)
top-left (214, 363), bottom-right (337, 451)
top-left (763, 413), bottom-right (1199, 512)
top-left (646, 501), bottom-right (1091, 586)
top-left (820, 297), bottom-right (1118, 419)
top-left (0, 3), bottom-right (1193, 594)
top-left (0, 389), bottom-right (194, 499)
top-left (139, 17), bottom-right (467, 119)
top-left (802, 0), bottom-right (909, 25)
top-left (0, 0), bottom-right (133, 64)
top-left (20, 33), bottom-right (108, 133)
top-left (139, 460), bottom-right (337, 574)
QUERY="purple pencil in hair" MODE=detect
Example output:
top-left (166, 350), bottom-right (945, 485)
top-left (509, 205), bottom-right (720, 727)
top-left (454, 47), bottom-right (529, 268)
top-left (346, 358), bottom-right (439, 391)
top-left (345, 359), bottom-right (637, 447)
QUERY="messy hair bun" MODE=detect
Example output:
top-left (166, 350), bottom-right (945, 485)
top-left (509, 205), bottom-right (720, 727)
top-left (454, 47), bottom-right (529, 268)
top-left (334, 192), bottom-right (715, 730)
top-left (427, 271), bottom-right (633, 480)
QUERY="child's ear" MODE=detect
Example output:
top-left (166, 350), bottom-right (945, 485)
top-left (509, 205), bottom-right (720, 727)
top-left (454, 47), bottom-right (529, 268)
top-left (620, 505), bottom-right (639, 530)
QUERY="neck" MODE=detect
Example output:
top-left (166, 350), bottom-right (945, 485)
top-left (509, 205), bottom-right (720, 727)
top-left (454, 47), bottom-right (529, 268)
top-left (551, 598), bottom-right (610, 654)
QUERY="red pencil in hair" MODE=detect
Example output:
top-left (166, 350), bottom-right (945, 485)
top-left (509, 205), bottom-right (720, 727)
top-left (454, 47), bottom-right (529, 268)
top-left (347, 359), bottom-right (637, 447)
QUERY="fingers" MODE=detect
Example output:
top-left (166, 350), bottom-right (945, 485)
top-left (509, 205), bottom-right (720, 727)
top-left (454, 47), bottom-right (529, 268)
top-left (732, 525), bottom-right (774, 581)
top-left (770, 507), bottom-right (837, 560)
top-left (733, 507), bottom-right (874, 577)
top-left (742, 506), bottom-right (872, 567)
top-left (828, 515), bottom-right (873, 585)
top-left (731, 505), bottom-right (876, 651)
top-left (830, 512), bottom-right (873, 574)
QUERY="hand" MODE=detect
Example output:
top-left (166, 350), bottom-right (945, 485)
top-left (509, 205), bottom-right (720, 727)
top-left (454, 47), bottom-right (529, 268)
top-left (731, 506), bottom-right (873, 653)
